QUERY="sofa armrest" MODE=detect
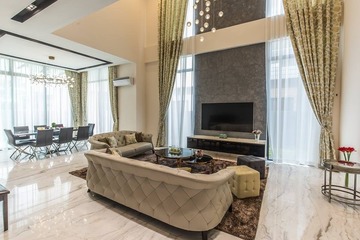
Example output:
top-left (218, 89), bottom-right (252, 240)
top-left (89, 138), bottom-right (110, 150)
top-left (142, 133), bottom-right (154, 149)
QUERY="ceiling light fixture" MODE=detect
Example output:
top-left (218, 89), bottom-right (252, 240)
top-left (26, 4), bottom-right (37, 11)
top-left (30, 74), bottom-right (74, 87)
top-left (29, 56), bottom-right (74, 87)
top-left (187, 0), bottom-right (224, 42)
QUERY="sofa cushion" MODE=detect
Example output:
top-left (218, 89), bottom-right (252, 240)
top-left (125, 133), bottom-right (137, 145)
top-left (131, 142), bottom-right (153, 154)
top-left (116, 145), bottom-right (136, 157)
top-left (135, 132), bottom-right (143, 142)
top-left (105, 147), bottom-right (121, 157)
top-left (106, 136), bottom-right (118, 148)
top-left (98, 138), bottom-right (108, 144)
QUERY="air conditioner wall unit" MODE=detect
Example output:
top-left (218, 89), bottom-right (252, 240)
top-left (113, 77), bottom-right (134, 87)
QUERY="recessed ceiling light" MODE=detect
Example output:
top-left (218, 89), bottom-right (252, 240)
top-left (12, 0), bottom-right (58, 23)
top-left (26, 4), bottom-right (37, 11)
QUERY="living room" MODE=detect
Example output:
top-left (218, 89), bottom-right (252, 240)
top-left (1, 0), bottom-right (360, 239)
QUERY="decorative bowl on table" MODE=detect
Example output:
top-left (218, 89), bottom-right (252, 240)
top-left (169, 146), bottom-right (181, 155)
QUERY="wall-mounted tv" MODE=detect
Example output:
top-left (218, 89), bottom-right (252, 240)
top-left (201, 102), bottom-right (254, 132)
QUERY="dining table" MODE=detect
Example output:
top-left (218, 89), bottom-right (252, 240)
top-left (13, 128), bottom-right (77, 138)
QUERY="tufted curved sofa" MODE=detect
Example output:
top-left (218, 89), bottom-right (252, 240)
top-left (88, 130), bottom-right (154, 157)
top-left (84, 150), bottom-right (234, 239)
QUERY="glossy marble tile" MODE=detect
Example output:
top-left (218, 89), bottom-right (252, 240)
top-left (0, 149), bottom-right (358, 240)
top-left (0, 150), bottom-right (240, 240)
top-left (256, 164), bottom-right (360, 240)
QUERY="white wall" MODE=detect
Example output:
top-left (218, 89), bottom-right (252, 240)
top-left (55, 0), bottom-right (148, 132)
top-left (340, 0), bottom-right (360, 160)
top-left (143, 0), bottom-right (268, 139)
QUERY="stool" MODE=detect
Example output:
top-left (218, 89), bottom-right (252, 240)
top-left (237, 155), bottom-right (266, 179)
top-left (0, 184), bottom-right (10, 231)
top-left (227, 165), bottom-right (260, 199)
top-left (178, 167), bottom-right (192, 172)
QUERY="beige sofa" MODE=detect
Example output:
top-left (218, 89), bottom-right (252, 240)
top-left (88, 130), bottom-right (154, 157)
top-left (84, 150), bottom-right (234, 240)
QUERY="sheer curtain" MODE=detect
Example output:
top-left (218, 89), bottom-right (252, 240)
top-left (266, 0), bottom-right (320, 165)
top-left (167, 56), bottom-right (194, 147)
top-left (0, 57), bottom-right (72, 149)
top-left (87, 67), bottom-right (113, 134)
top-left (167, 0), bottom-right (195, 147)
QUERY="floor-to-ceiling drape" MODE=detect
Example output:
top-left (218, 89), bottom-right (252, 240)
top-left (283, 0), bottom-right (343, 163)
top-left (156, 0), bottom-right (188, 147)
top-left (108, 66), bottom-right (119, 131)
top-left (66, 70), bottom-right (88, 127)
top-left (265, 0), bottom-right (321, 165)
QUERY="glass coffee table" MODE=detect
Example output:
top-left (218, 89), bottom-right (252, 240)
top-left (322, 160), bottom-right (360, 205)
top-left (155, 148), bottom-right (194, 167)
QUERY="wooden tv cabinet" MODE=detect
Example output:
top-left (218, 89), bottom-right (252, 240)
top-left (187, 135), bottom-right (266, 157)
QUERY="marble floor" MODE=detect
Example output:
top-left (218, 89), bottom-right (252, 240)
top-left (0, 149), bottom-right (359, 240)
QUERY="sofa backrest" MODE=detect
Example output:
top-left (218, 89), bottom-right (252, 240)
top-left (85, 150), bottom-right (234, 190)
top-left (84, 150), bottom-right (234, 232)
top-left (91, 130), bottom-right (138, 147)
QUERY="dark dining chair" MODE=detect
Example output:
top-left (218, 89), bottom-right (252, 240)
top-left (4, 129), bottom-right (32, 160)
top-left (29, 129), bottom-right (54, 159)
top-left (88, 123), bottom-right (95, 137)
top-left (71, 126), bottom-right (90, 151)
top-left (53, 124), bottom-right (64, 137)
top-left (33, 125), bottom-right (48, 131)
top-left (53, 127), bottom-right (73, 153)
top-left (13, 126), bottom-right (30, 140)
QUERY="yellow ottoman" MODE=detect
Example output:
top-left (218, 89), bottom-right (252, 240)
top-left (227, 165), bottom-right (260, 199)
top-left (178, 167), bottom-right (192, 172)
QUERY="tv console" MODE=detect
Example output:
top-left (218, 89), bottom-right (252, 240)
top-left (187, 135), bottom-right (266, 157)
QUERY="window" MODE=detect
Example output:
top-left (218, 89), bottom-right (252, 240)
top-left (167, 56), bottom-right (194, 147)
top-left (87, 68), bottom-right (113, 134)
top-left (266, 0), bottom-right (320, 165)
top-left (0, 57), bottom-right (72, 149)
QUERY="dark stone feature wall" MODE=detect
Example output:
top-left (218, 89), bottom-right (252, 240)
top-left (194, 43), bottom-right (266, 139)
top-left (195, 0), bottom-right (265, 34)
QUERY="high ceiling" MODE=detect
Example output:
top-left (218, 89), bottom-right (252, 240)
top-left (0, 0), bottom-right (128, 71)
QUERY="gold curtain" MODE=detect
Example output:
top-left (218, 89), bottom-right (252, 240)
top-left (108, 66), bottom-right (119, 131)
top-left (156, 0), bottom-right (188, 147)
top-left (66, 70), bottom-right (88, 127)
top-left (283, 0), bottom-right (343, 163)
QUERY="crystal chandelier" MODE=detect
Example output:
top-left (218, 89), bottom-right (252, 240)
top-left (30, 73), bottom-right (75, 88)
top-left (189, 0), bottom-right (224, 41)
top-left (29, 55), bottom-right (75, 87)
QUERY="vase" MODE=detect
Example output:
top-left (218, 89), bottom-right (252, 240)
top-left (254, 134), bottom-right (260, 141)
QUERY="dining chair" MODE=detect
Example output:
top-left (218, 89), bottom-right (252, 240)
top-left (53, 127), bottom-right (73, 153)
top-left (13, 126), bottom-right (30, 140)
top-left (33, 125), bottom-right (47, 131)
top-left (29, 129), bottom-right (54, 159)
top-left (3, 129), bottom-right (32, 160)
top-left (53, 124), bottom-right (64, 137)
top-left (71, 126), bottom-right (90, 151)
top-left (88, 123), bottom-right (95, 137)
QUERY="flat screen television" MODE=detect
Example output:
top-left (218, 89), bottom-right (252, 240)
top-left (201, 102), bottom-right (254, 132)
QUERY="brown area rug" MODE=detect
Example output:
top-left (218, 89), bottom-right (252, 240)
top-left (69, 153), bottom-right (268, 240)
